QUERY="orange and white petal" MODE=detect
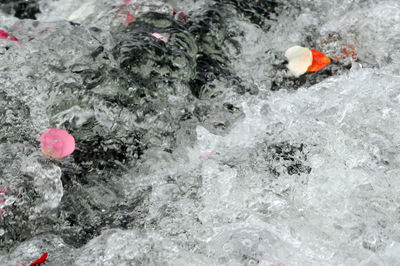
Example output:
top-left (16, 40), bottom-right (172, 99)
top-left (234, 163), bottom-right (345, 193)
top-left (285, 46), bottom-right (313, 77)
top-left (306, 49), bottom-right (331, 72)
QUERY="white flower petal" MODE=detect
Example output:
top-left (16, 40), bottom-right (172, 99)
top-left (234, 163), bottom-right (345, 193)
top-left (285, 45), bottom-right (313, 77)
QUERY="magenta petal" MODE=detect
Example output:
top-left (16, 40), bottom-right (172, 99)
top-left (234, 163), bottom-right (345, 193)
top-left (40, 128), bottom-right (75, 159)
top-left (0, 29), bottom-right (20, 43)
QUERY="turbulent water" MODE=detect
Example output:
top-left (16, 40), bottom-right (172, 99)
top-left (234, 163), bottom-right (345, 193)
top-left (1, 0), bottom-right (400, 265)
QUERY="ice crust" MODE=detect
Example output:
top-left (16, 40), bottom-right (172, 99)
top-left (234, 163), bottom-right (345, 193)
top-left (1, 0), bottom-right (400, 265)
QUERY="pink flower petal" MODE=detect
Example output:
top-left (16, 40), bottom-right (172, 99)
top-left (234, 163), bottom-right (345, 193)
top-left (151, 33), bottom-right (168, 43)
top-left (201, 151), bottom-right (211, 157)
top-left (40, 128), bottom-right (75, 159)
top-left (124, 11), bottom-right (135, 24)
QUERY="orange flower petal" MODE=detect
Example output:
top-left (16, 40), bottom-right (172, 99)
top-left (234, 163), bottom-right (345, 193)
top-left (306, 49), bottom-right (331, 72)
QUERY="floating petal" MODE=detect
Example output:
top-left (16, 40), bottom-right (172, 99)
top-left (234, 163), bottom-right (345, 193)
top-left (151, 33), bottom-right (168, 43)
top-left (40, 128), bottom-right (75, 159)
top-left (0, 29), bottom-right (20, 44)
top-left (306, 49), bottom-right (331, 72)
top-left (285, 46), bottom-right (313, 77)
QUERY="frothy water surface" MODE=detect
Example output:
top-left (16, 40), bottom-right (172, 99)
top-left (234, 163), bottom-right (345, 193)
top-left (1, 0), bottom-right (400, 265)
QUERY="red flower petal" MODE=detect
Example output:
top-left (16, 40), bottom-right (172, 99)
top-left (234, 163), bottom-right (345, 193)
top-left (29, 252), bottom-right (48, 266)
top-left (0, 29), bottom-right (20, 44)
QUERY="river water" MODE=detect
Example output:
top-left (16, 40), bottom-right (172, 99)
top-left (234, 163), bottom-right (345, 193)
top-left (1, 0), bottom-right (400, 265)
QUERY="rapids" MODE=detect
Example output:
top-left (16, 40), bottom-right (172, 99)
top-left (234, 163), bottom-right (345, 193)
top-left (1, 0), bottom-right (400, 265)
